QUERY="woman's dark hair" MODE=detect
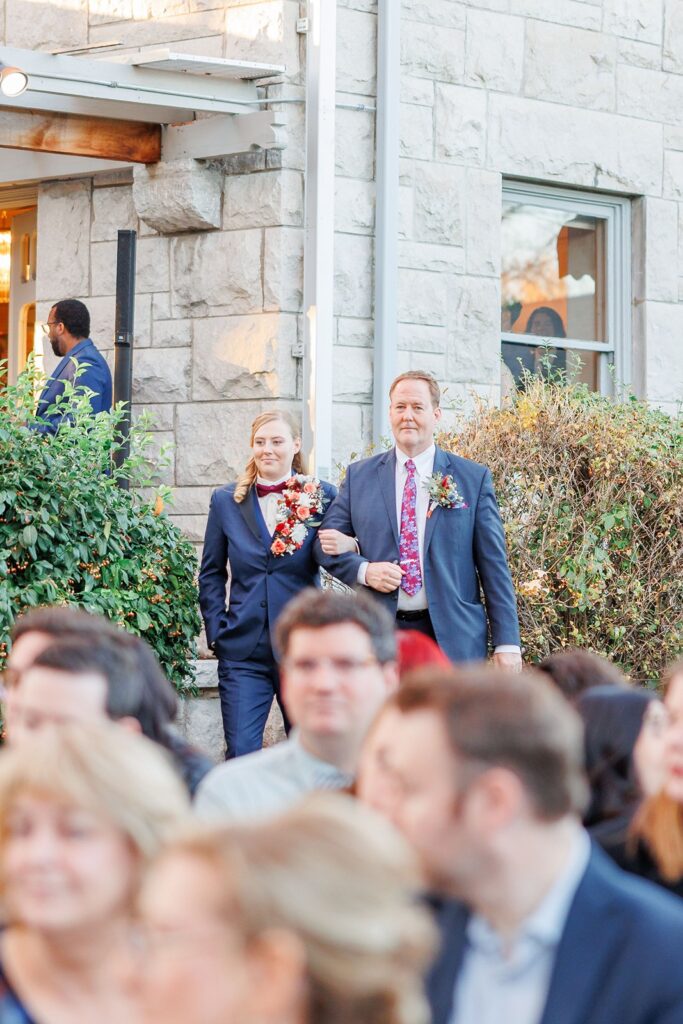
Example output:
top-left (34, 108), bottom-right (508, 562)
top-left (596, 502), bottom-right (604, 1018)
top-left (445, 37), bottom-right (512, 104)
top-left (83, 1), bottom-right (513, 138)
top-left (525, 306), bottom-right (566, 339)
top-left (577, 685), bottom-right (655, 834)
top-left (537, 649), bottom-right (627, 703)
top-left (52, 299), bottom-right (91, 340)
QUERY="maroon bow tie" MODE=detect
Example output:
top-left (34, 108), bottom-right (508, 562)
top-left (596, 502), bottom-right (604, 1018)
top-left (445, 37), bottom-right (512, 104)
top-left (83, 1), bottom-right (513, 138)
top-left (256, 481), bottom-right (288, 498)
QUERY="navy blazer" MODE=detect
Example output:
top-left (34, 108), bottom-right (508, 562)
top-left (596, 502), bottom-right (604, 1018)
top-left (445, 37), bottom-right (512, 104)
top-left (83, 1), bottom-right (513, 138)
top-left (315, 446), bottom-right (519, 662)
top-left (426, 844), bottom-right (683, 1024)
top-left (36, 338), bottom-right (112, 433)
top-left (199, 481), bottom-right (337, 662)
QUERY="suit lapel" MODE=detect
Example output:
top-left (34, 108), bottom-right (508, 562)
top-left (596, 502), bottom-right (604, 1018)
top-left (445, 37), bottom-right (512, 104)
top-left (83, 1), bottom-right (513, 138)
top-left (238, 488), bottom-right (271, 550)
top-left (539, 852), bottom-right (624, 1024)
top-left (424, 447), bottom-right (450, 558)
top-left (378, 450), bottom-right (399, 547)
top-left (426, 898), bottom-right (470, 1024)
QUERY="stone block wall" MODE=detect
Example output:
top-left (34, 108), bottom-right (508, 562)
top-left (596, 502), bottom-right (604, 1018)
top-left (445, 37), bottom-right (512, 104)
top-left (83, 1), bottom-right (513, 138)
top-left (16, 0), bottom-right (683, 511)
top-left (393, 0), bottom-right (683, 422)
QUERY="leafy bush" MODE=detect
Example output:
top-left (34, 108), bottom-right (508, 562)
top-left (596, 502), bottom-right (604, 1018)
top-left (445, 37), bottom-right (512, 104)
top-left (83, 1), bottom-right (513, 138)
top-left (0, 362), bottom-right (200, 691)
top-left (438, 378), bottom-right (682, 681)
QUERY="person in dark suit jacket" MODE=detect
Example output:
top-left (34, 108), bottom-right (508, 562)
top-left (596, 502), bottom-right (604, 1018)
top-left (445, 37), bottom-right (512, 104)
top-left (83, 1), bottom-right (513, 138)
top-left (199, 411), bottom-right (355, 759)
top-left (316, 371), bottom-right (521, 668)
top-left (36, 299), bottom-right (112, 432)
top-left (357, 667), bottom-right (683, 1024)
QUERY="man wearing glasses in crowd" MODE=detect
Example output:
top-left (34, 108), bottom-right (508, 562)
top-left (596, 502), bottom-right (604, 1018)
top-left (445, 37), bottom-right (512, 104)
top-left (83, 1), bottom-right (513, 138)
top-left (195, 589), bottom-right (398, 821)
top-left (36, 299), bottom-right (112, 433)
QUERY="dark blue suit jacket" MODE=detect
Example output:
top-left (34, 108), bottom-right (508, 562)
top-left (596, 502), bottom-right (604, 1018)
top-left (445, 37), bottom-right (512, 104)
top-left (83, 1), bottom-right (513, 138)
top-left (427, 844), bottom-right (683, 1024)
top-left (199, 481), bottom-right (337, 662)
top-left (315, 446), bottom-right (519, 662)
top-left (36, 338), bottom-right (112, 433)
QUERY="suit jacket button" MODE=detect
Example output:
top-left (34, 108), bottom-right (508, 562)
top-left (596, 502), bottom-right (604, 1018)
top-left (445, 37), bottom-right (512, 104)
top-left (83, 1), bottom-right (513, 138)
top-left (266, 568), bottom-right (273, 575)
top-left (260, 600), bottom-right (267, 607)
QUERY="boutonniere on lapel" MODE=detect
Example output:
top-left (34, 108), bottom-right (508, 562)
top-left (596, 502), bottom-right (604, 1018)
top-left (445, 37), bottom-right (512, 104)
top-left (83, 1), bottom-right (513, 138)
top-left (424, 473), bottom-right (468, 518)
top-left (271, 475), bottom-right (328, 556)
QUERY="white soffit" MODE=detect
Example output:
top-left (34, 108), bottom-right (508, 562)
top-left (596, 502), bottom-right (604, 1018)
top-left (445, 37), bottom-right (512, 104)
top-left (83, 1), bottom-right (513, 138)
top-left (0, 45), bottom-right (283, 123)
top-left (117, 49), bottom-right (285, 81)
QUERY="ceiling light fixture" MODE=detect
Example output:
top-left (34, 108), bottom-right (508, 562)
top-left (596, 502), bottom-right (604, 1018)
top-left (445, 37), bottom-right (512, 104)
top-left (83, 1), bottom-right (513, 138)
top-left (0, 64), bottom-right (29, 98)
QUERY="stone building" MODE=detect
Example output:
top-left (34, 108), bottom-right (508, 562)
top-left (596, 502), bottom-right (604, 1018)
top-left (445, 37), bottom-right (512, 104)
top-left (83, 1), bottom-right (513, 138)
top-left (1, 0), bottom-right (682, 754)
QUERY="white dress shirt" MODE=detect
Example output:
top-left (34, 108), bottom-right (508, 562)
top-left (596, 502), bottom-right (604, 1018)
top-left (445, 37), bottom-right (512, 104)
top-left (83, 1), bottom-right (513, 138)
top-left (357, 446), bottom-right (520, 653)
top-left (450, 829), bottom-right (591, 1024)
top-left (256, 471), bottom-right (292, 537)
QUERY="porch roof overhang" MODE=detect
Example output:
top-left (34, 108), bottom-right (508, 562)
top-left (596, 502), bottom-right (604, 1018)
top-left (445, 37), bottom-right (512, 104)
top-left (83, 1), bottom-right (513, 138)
top-left (0, 45), bottom-right (286, 181)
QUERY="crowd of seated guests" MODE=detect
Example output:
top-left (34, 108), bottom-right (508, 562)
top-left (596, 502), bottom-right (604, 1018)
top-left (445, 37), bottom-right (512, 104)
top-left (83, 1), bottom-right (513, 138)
top-left (0, 596), bottom-right (682, 1024)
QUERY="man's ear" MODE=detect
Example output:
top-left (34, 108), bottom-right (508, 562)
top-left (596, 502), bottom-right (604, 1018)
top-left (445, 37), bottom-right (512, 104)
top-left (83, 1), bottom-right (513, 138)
top-left (247, 928), bottom-right (307, 1022)
top-left (469, 767), bottom-right (526, 833)
top-left (434, 404), bottom-right (442, 422)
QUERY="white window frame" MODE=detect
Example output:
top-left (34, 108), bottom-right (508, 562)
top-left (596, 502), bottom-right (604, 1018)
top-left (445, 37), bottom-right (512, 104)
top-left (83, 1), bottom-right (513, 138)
top-left (501, 181), bottom-right (632, 395)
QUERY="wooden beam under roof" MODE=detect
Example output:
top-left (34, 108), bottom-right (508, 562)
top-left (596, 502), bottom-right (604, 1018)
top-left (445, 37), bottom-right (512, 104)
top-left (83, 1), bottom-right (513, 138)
top-left (0, 108), bottom-right (161, 163)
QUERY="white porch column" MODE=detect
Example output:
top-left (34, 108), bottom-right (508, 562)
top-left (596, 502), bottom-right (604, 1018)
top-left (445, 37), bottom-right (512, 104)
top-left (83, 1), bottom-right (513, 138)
top-left (302, 0), bottom-right (336, 479)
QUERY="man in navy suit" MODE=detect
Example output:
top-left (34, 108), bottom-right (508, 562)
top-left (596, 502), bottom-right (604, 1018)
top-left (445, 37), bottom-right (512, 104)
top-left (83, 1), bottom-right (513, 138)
top-left (36, 299), bottom-right (112, 433)
top-left (316, 370), bottom-right (521, 668)
top-left (358, 668), bottom-right (683, 1024)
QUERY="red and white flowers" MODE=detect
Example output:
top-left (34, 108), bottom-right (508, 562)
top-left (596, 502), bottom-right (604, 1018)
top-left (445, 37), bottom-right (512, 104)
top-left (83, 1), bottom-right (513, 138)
top-left (271, 475), bottom-right (327, 557)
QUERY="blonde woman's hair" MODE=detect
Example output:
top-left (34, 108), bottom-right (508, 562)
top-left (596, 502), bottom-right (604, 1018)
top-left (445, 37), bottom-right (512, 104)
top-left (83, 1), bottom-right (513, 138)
top-left (156, 793), bottom-right (435, 1024)
top-left (0, 722), bottom-right (189, 865)
top-left (234, 411), bottom-right (306, 503)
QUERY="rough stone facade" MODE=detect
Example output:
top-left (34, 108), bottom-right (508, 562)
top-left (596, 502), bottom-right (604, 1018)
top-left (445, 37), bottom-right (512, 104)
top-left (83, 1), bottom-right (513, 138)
top-left (7, 0), bottom-right (681, 528)
top-left (3, 0), bottom-right (683, 754)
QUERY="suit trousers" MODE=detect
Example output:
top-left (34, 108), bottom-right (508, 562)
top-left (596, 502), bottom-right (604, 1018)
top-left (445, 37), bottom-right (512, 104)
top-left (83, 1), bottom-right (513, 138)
top-left (216, 626), bottom-right (291, 759)
top-left (395, 610), bottom-right (437, 642)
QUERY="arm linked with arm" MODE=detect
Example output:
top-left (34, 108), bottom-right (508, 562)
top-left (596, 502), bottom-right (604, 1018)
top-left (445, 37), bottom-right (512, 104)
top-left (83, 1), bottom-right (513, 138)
top-left (313, 467), bottom-right (365, 585)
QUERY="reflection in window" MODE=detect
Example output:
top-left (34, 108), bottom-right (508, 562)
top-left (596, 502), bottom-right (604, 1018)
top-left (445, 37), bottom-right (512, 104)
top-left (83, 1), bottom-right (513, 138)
top-left (501, 197), bottom-right (609, 392)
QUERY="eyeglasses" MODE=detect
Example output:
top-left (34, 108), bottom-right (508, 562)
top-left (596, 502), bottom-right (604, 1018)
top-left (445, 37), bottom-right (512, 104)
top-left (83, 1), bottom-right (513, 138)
top-left (282, 656), bottom-right (380, 675)
top-left (40, 320), bottom-right (61, 334)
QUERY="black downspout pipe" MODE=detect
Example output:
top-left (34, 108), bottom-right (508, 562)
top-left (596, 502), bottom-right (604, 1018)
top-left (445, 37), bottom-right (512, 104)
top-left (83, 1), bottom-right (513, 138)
top-left (113, 229), bottom-right (137, 489)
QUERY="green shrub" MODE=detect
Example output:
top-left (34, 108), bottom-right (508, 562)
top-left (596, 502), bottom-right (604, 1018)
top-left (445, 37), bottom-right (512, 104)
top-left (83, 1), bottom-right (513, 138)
top-left (438, 378), bottom-right (682, 682)
top-left (0, 361), bottom-right (200, 691)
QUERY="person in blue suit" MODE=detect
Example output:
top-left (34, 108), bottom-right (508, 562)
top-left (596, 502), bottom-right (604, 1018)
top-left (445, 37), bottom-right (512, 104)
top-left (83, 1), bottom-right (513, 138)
top-left (199, 410), bottom-right (356, 758)
top-left (357, 667), bottom-right (683, 1024)
top-left (36, 299), bottom-right (112, 433)
top-left (316, 370), bottom-right (521, 668)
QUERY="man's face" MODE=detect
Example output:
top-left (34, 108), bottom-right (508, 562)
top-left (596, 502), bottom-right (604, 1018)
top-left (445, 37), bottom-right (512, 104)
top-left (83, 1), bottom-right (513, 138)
top-left (46, 307), bottom-right (66, 357)
top-left (357, 707), bottom-right (485, 894)
top-left (664, 673), bottom-right (683, 803)
top-left (281, 624), bottom-right (397, 744)
top-left (6, 666), bottom-right (108, 746)
top-left (389, 379), bottom-right (442, 456)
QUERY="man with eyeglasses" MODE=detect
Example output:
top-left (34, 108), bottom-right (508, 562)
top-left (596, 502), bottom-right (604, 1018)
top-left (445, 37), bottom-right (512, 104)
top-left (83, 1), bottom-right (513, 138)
top-left (36, 298), bottom-right (112, 433)
top-left (194, 589), bottom-right (398, 821)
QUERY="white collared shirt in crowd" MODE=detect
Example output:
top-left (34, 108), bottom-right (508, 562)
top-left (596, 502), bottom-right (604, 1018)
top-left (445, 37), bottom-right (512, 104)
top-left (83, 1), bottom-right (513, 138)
top-left (449, 828), bottom-right (591, 1024)
top-left (256, 470), bottom-right (292, 537)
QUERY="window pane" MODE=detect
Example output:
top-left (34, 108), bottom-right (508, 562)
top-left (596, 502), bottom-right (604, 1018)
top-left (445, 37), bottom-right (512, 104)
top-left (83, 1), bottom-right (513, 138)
top-left (502, 344), bottom-right (600, 391)
top-left (501, 202), bottom-right (606, 343)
